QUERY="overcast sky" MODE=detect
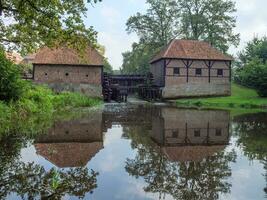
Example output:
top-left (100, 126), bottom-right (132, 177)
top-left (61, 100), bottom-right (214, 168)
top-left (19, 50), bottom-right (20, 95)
top-left (85, 0), bottom-right (267, 70)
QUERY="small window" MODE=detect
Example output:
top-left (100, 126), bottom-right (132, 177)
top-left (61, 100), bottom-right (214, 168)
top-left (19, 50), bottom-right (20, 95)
top-left (196, 68), bottom-right (202, 76)
top-left (172, 130), bottom-right (179, 138)
top-left (86, 74), bottom-right (89, 77)
top-left (44, 73), bottom-right (48, 76)
top-left (65, 72), bottom-right (69, 76)
top-left (173, 67), bottom-right (180, 75)
top-left (217, 69), bottom-right (223, 76)
top-left (216, 128), bottom-right (222, 136)
top-left (194, 129), bottom-right (201, 137)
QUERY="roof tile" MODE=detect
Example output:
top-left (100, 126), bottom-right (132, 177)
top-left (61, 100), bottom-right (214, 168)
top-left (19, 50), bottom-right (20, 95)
top-left (33, 45), bottom-right (104, 66)
top-left (151, 39), bottom-right (233, 63)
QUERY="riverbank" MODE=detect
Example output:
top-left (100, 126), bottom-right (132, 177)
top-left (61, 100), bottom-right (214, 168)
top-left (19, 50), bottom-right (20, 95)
top-left (0, 83), bottom-right (102, 135)
top-left (175, 84), bottom-right (267, 111)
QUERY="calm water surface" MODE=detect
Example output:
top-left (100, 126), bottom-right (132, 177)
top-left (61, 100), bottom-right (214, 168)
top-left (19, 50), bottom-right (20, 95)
top-left (1, 104), bottom-right (267, 200)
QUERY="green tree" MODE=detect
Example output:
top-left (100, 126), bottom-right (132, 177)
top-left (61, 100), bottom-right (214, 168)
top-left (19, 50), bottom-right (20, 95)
top-left (122, 0), bottom-right (180, 74)
top-left (121, 43), bottom-right (155, 74)
top-left (122, 0), bottom-right (239, 74)
top-left (234, 37), bottom-right (267, 97)
top-left (126, 0), bottom-right (180, 47)
top-left (0, 49), bottom-right (24, 102)
top-left (179, 0), bottom-right (240, 52)
top-left (238, 36), bottom-right (267, 66)
top-left (0, 0), bottom-right (101, 54)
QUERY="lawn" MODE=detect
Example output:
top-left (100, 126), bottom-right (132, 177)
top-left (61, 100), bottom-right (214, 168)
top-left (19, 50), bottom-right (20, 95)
top-left (175, 84), bottom-right (267, 111)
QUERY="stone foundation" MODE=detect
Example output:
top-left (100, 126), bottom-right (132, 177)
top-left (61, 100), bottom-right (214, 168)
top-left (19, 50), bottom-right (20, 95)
top-left (162, 83), bottom-right (231, 99)
top-left (36, 82), bottom-right (102, 98)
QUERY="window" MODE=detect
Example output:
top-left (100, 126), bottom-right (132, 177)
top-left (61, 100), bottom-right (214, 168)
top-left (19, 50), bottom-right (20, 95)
top-left (173, 67), bottom-right (180, 75)
top-left (196, 68), bottom-right (202, 76)
top-left (194, 129), bottom-right (201, 137)
top-left (216, 128), bottom-right (222, 136)
top-left (172, 130), bottom-right (179, 138)
top-left (44, 73), bottom-right (48, 76)
top-left (86, 74), bottom-right (89, 77)
top-left (65, 72), bottom-right (69, 76)
top-left (217, 69), bottom-right (223, 76)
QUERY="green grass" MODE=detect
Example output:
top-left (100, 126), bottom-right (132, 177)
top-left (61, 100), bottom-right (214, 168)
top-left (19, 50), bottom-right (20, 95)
top-left (175, 84), bottom-right (267, 112)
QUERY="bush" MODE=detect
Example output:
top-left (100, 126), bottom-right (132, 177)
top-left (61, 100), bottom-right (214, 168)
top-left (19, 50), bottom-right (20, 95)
top-left (0, 49), bottom-right (25, 102)
top-left (235, 59), bottom-right (267, 97)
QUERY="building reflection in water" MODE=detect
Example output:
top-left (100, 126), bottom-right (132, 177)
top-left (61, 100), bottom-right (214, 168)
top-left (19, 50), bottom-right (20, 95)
top-left (122, 106), bottom-right (234, 200)
top-left (34, 111), bottom-right (104, 168)
top-left (151, 108), bottom-right (230, 162)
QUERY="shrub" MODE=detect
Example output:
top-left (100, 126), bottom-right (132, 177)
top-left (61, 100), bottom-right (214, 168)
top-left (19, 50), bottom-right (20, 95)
top-left (0, 49), bottom-right (25, 102)
top-left (235, 59), bottom-right (267, 97)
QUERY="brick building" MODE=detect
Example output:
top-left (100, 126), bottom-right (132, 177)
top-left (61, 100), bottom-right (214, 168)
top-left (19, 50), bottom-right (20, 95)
top-left (33, 45), bottom-right (104, 98)
top-left (150, 39), bottom-right (233, 99)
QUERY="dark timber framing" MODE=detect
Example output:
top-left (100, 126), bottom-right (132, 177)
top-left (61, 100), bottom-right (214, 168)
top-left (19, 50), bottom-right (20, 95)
top-left (158, 57), bottom-right (231, 84)
top-left (181, 59), bottom-right (194, 82)
top-left (204, 60), bottom-right (215, 83)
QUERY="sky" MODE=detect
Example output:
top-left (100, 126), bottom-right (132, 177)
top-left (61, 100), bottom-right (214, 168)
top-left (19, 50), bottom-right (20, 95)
top-left (85, 0), bottom-right (267, 70)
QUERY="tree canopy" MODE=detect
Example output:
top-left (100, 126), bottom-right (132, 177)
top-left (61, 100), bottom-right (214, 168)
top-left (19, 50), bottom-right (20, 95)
top-left (234, 37), bottom-right (267, 97)
top-left (179, 0), bottom-right (239, 53)
top-left (122, 0), bottom-right (239, 74)
top-left (0, 0), bottom-right (101, 55)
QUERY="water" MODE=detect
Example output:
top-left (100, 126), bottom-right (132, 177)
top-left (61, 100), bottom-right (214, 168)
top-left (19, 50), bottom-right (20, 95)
top-left (1, 104), bottom-right (267, 200)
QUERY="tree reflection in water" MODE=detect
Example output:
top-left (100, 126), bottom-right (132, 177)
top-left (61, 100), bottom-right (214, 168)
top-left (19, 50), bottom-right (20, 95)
top-left (123, 108), bottom-right (236, 200)
top-left (233, 113), bottom-right (267, 196)
top-left (0, 135), bottom-right (98, 200)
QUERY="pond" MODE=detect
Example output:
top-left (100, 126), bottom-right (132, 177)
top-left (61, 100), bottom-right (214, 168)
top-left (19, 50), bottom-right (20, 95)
top-left (1, 104), bottom-right (267, 200)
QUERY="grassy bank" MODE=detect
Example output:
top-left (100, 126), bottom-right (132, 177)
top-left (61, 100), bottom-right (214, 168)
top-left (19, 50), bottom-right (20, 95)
top-left (0, 83), bottom-right (102, 135)
top-left (175, 84), bottom-right (267, 111)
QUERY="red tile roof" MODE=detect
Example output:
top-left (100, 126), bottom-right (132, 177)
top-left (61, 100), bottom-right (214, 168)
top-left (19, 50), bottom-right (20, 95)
top-left (151, 39), bottom-right (233, 63)
top-left (33, 45), bottom-right (104, 66)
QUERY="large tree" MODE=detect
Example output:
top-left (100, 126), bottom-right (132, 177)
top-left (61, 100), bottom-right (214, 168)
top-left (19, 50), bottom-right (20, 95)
top-left (0, 0), bottom-right (101, 54)
top-left (121, 0), bottom-right (180, 74)
top-left (179, 0), bottom-right (240, 53)
top-left (122, 0), bottom-right (239, 74)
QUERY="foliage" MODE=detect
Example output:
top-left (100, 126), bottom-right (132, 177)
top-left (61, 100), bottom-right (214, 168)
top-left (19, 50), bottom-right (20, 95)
top-left (122, 0), bottom-right (239, 73)
top-left (126, 0), bottom-right (180, 47)
top-left (0, 0), bottom-right (101, 54)
top-left (179, 0), bottom-right (240, 53)
top-left (176, 84), bottom-right (267, 109)
top-left (0, 83), bottom-right (102, 136)
top-left (122, 0), bottom-right (180, 74)
top-left (238, 36), bottom-right (267, 66)
top-left (121, 43), bottom-right (157, 74)
top-left (235, 59), bottom-right (267, 97)
top-left (235, 37), bottom-right (267, 97)
top-left (0, 49), bottom-right (25, 102)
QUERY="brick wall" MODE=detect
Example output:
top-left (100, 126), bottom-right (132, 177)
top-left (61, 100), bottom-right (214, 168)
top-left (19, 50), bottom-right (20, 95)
top-left (34, 64), bottom-right (102, 85)
top-left (151, 59), bottom-right (231, 98)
